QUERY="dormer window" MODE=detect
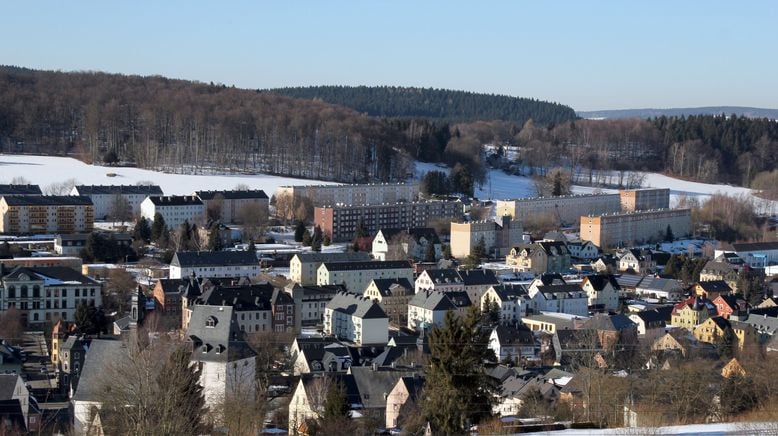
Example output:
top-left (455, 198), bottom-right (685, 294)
top-left (206, 316), bottom-right (217, 328)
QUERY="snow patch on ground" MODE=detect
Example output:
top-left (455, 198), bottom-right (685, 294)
top-left (0, 154), bottom-right (338, 196)
top-left (547, 421), bottom-right (775, 435)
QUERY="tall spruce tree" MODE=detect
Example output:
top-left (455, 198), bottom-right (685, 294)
top-left (423, 308), bottom-right (498, 433)
top-left (294, 220), bottom-right (306, 242)
top-left (151, 212), bottom-right (166, 243)
top-left (155, 346), bottom-right (208, 435)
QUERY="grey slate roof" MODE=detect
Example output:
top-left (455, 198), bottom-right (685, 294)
top-left (74, 185), bottom-right (163, 195)
top-left (369, 278), bottom-right (413, 296)
top-left (409, 290), bottom-right (457, 312)
top-left (537, 273), bottom-right (566, 286)
top-left (1, 195), bottom-right (93, 206)
top-left (0, 184), bottom-right (42, 196)
top-left (146, 195), bottom-right (202, 206)
top-left (195, 190), bottom-right (268, 200)
top-left (493, 325), bottom-right (535, 346)
top-left (489, 284), bottom-right (529, 301)
top-left (171, 250), bottom-right (258, 268)
top-left (423, 269), bottom-right (462, 284)
top-left (583, 313), bottom-right (637, 332)
top-left (585, 274), bottom-right (620, 291)
top-left (702, 260), bottom-right (737, 275)
top-left (293, 252), bottom-right (370, 263)
top-left (187, 305), bottom-right (257, 363)
top-left (321, 260), bottom-right (411, 272)
top-left (696, 280), bottom-right (732, 294)
top-left (459, 269), bottom-right (499, 287)
top-left (349, 366), bottom-right (419, 410)
top-left (732, 241), bottom-right (778, 252)
top-left (1, 266), bottom-right (99, 285)
top-left (377, 227), bottom-right (440, 244)
top-left (195, 283), bottom-right (277, 311)
top-left (0, 375), bottom-right (19, 400)
top-left (327, 292), bottom-right (388, 319)
top-left (72, 339), bottom-right (125, 402)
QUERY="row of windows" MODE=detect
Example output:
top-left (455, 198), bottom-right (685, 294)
top-left (7, 298), bottom-right (95, 310)
top-left (6, 286), bottom-right (97, 299)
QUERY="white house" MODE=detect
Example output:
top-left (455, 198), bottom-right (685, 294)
top-left (140, 195), bottom-right (204, 228)
top-left (580, 275), bottom-right (620, 312)
top-left (488, 325), bottom-right (537, 364)
top-left (71, 184), bottom-right (163, 220)
top-left (323, 292), bottom-right (389, 345)
top-left (567, 240), bottom-right (600, 260)
top-left (527, 275), bottom-right (588, 317)
top-left (481, 284), bottom-right (530, 324)
top-left (628, 308), bottom-right (670, 341)
top-left (717, 242), bottom-right (778, 268)
top-left (371, 227), bottom-right (441, 261)
top-left (290, 252), bottom-right (370, 286)
top-left (317, 261), bottom-right (413, 294)
top-left (289, 373), bottom-right (361, 431)
top-left (414, 269), bottom-right (464, 294)
top-left (169, 250), bottom-right (260, 280)
top-left (0, 373), bottom-right (36, 432)
top-left (407, 289), bottom-right (458, 331)
top-left (187, 305), bottom-right (257, 409)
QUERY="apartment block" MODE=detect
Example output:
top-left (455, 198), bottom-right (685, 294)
top-left (0, 196), bottom-right (94, 234)
top-left (317, 260), bottom-right (414, 293)
top-left (0, 185), bottom-right (42, 196)
top-left (619, 188), bottom-right (670, 212)
top-left (450, 216), bottom-right (523, 258)
top-left (140, 195), bottom-right (204, 228)
top-left (276, 182), bottom-right (419, 208)
top-left (290, 252), bottom-right (370, 285)
top-left (194, 190), bottom-right (269, 224)
top-left (580, 208), bottom-right (691, 248)
top-left (71, 185), bottom-right (163, 220)
top-left (314, 200), bottom-right (462, 242)
top-left (495, 194), bottom-right (621, 226)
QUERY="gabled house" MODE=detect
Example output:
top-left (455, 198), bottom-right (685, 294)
top-left (286, 283), bottom-right (344, 330)
top-left (0, 373), bottom-right (40, 432)
top-left (693, 316), bottom-right (758, 352)
top-left (742, 311), bottom-right (778, 336)
top-left (635, 276), bottom-right (684, 301)
top-left (290, 252), bottom-right (370, 286)
top-left (386, 375), bottom-right (425, 429)
top-left (481, 284), bottom-right (530, 324)
top-left (527, 275), bottom-right (588, 317)
top-left (488, 325), bottom-right (537, 364)
top-left (349, 366), bottom-right (419, 424)
top-left (671, 296), bottom-right (717, 331)
top-left (581, 313), bottom-right (638, 352)
top-left (407, 290), bottom-right (459, 331)
top-left (292, 342), bottom-right (353, 375)
top-left (169, 250), bottom-right (260, 280)
top-left (289, 373), bottom-right (362, 431)
top-left (699, 260), bottom-right (740, 291)
top-left (187, 283), bottom-right (295, 334)
top-left (371, 227), bottom-right (441, 261)
top-left (580, 274), bottom-right (620, 312)
top-left (459, 269), bottom-right (500, 304)
top-left (618, 249), bottom-right (655, 274)
top-left (364, 278), bottom-right (414, 327)
top-left (324, 292), bottom-right (389, 345)
top-left (414, 269), bottom-right (464, 294)
top-left (506, 241), bottom-right (572, 275)
top-left (187, 305), bottom-right (257, 409)
top-left (692, 280), bottom-right (732, 300)
top-left (72, 339), bottom-right (125, 435)
top-left (712, 294), bottom-right (747, 320)
top-left (567, 240), bottom-right (600, 260)
top-left (628, 308), bottom-right (671, 341)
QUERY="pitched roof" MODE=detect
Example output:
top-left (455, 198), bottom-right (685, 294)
top-left (408, 290), bottom-right (456, 311)
top-left (171, 250), bottom-right (258, 268)
top-left (299, 373), bottom-right (361, 408)
top-left (489, 284), bottom-right (528, 301)
top-left (732, 241), bottom-right (778, 252)
top-left (1, 266), bottom-right (99, 285)
top-left (72, 339), bottom-right (125, 402)
top-left (696, 280), bottom-right (732, 294)
top-left (349, 366), bottom-right (419, 409)
top-left (293, 252), bottom-right (370, 263)
top-left (0, 184), bottom-right (42, 196)
top-left (583, 313), bottom-right (637, 331)
top-left (74, 185), bottom-right (163, 195)
top-left (369, 278), bottom-right (413, 297)
top-left (702, 261), bottom-right (737, 275)
top-left (446, 291), bottom-right (472, 308)
top-left (1, 195), bottom-right (93, 206)
top-left (145, 195), bottom-right (202, 206)
top-left (459, 269), bottom-right (499, 286)
top-left (632, 308), bottom-right (670, 326)
top-left (585, 274), bottom-right (620, 292)
top-left (0, 375), bottom-right (19, 400)
top-left (321, 260), bottom-right (411, 272)
top-left (194, 190), bottom-right (268, 200)
top-left (422, 269), bottom-right (462, 284)
top-left (493, 325), bottom-right (535, 346)
top-left (377, 227), bottom-right (440, 244)
top-left (537, 273), bottom-right (566, 286)
top-left (326, 292), bottom-right (388, 319)
top-left (187, 305), bottom-right (256, 363)
top-left (536, 241), bottom-right (570, 256)
top-left (195, 283), bottom-right (276, 311)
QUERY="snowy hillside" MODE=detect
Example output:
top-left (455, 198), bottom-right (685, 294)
top-left (0, 154), bottom-right (338, 195)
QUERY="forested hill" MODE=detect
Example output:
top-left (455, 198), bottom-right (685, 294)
top-left (267, 86), bottom-right (577, 125)
top-left (0, 66), bottom-right (413, 183)
top-left (579, 106), bottom-right (778, 120)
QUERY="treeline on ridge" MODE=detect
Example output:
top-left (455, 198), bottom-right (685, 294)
top-left (267, 85), bottom-right (578, 125)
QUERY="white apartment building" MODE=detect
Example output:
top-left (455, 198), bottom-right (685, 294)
top-left (71, 185), bottom-right (163, 220)
top-left (0, 196), bottom-right (94, 234)
top-left (290, 252), bottom-right (370, 285)
top-left (169, 251), bottom-right (260, 279)
top-left (323, 292), bottom-right (389, 345)
top-left (316, 261), bottom-right (413, 293)
top-left (276, 182), bottom-right (419, 207)
top-left (140, 195), bottom-right (205, 228)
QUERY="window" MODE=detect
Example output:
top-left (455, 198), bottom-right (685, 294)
top-left (21, 285), bottom-right (28, 298)
top-left (206, 316), bottom-right (217, 328)
top-left (75, 289), bottom-right (80, 297)
top-left (62, 289), bottom-right (67, 297)
top-left (7, 286), bottom-right (15, 299)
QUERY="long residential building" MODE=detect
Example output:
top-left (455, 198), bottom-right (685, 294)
top-left (290, 252), bottom-right (371, 285)
top-left (450, 216), bottom-right (523, 258)
top-left (619, 188), bottom-right (670, 212)
top-left (0, 184), bottom-right (42, 196)
top-left (495, 194), bottom-right (621, 226)
top-left (314, 200), bottom-right (461, 242)
top-left (317, 260), bottom-right (414, 293)
top-left (71, 185), bottom-right (163, 220)
top-left (0, 196), bottom-right (94, 234)
top-left (276, 182), bottom-right (419, 208)
top-left (0, 266), bottom-right (102, 325)
top-left (169, 251), bottom-right (260, 279)
top-left (194, 190), bottom-right (269, 224)
top-left (580, 208), bottom-right (692, 248)
top-left (140, 195), bottom-right (204, 228)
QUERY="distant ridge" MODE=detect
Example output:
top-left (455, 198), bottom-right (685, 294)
top-left (578, 106), bottom-right (778, 120)
top-left (267, 85), bottom-right (577, 125)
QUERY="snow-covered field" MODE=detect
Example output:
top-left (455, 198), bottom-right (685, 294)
top-left (1, 155), bottom-right (774, 215)
top-left (0, 154), bottom-right (338, 196)
top-left (547, 421), bottom-right (776, 435)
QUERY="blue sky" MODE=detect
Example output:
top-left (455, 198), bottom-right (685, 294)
top-left (2, 1), bottom-right (776, 111)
